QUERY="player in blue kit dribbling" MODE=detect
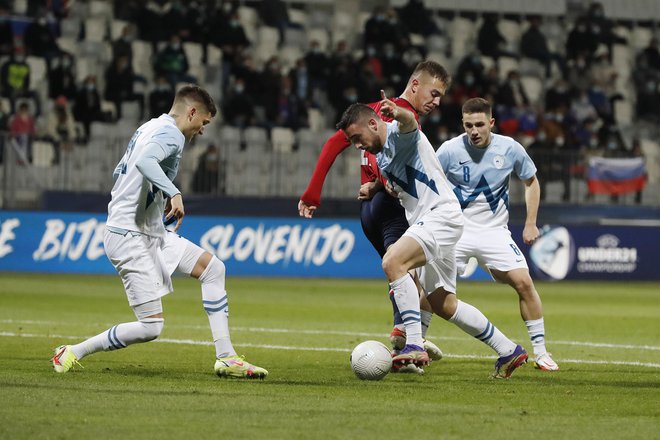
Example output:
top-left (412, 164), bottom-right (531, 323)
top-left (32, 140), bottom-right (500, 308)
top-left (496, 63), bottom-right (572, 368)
top-left (337, 92), bottom-right (528, 378)
top-left (52, 85), bottom-right (268, 378)
top-left (436, 97), bottom-right (558, 371)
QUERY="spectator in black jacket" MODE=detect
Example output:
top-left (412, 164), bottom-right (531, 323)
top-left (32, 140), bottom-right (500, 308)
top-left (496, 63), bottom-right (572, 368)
top-left (520, 16), bottom-right (567, 78)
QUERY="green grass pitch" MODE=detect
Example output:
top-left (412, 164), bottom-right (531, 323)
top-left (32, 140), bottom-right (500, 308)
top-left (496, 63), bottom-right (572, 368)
top-left (1, 273), bottom-right (658, 439)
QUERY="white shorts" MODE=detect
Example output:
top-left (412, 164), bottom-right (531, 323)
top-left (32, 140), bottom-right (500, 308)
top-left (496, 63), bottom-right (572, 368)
top-left (405, 209), bottom-right (463, 295)
top-left (456, 226), bottom-right (528, 278)
top-left (104, 228), bottom-right (205, 307)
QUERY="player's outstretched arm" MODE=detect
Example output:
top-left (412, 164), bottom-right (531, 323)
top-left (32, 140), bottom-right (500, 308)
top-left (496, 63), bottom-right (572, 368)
top-left (379, 90), bottom-right (417, 133)
top-left (522, 175), bottom-right (540, 245)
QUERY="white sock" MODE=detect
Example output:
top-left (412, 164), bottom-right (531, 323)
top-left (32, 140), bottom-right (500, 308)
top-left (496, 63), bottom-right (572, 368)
top-left (449, 300), bottom-right (517, 357)
top-left (525, 318), bottom-right (547, 356)
top-left (421, 310), bottom-right (433, 339)
top-left (390, 274), bottom-right (423, 347)
top-left (200, 257), bottom-right (236, 358)
top-left (71, 318), bottom-right (163, 360)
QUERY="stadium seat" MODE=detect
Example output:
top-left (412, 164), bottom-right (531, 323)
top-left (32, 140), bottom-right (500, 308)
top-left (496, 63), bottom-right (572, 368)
top-left (243, 126), bottom-right (269, 152)
top-left (520, 75), bottom-right (543, 106)
top-left (614, 99), bottom-right (634, 127)
top-left (56, 37), bottom-right (78, 57)
top-left (84, 17), bottom-right (107, 42)
top-left (32, 141), bottom-right (54, 167)
top-left (498, 19), bottom-right (522, 50)
top-left (279, 46), bottom-right (303, 72)
top-left (110, 19), bottom-right (128, 40)
top-left (207, 45), bottom-right (222, 66)
top-left (271, 127), bottom-right (295, 153)
top-left (258, 26), bottom-right (280, 52)
top-left (89, 0), bottom-right (112, 18)
top-left (288, 9), bottom-right (308, 28)
top-left (26, 56), bottom-right (47, 85)
top-left (631, 26), bottom-right (653, 50)
top-left (184, 42), bottom-right (204, 67)
top-left (60, 18), bottom-right (81, 39)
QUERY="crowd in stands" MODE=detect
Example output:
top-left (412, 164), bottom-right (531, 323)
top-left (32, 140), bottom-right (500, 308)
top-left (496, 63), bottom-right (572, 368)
top-left (0, 0), bottom-right (656, 201)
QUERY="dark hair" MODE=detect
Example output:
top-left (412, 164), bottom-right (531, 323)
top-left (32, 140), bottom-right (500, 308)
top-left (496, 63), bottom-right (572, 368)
top-left (462, 97), bottom-right (492, 117)
top-left (175, 84), bottom-right (217, 117)
top-left (336, 103), bottom-right (377, 131)
top-left (411, 60), bottom-right (451, 88)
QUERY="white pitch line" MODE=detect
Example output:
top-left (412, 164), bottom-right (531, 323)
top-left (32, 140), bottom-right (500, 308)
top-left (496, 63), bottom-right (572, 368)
top-left (2, 318), bottom-right (660, 351)
top-left (2, 331), bottom-right (660, 369)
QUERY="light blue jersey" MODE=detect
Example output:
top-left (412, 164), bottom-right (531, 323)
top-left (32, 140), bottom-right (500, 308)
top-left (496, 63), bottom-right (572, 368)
top-left (377, 122), bottom-right (461, 225)
top-left (107, 114), bottom-right (185, 237)
top-left (436, 133), bottom-right (536, 229)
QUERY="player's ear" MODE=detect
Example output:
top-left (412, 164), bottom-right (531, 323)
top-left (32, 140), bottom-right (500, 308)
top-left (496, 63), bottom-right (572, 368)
top-left (188, 106), bottom-right (197, 121)
top-left (410, 78), bottom-right (419, 92)
top-left (489, 117), bottom-right (495, 128)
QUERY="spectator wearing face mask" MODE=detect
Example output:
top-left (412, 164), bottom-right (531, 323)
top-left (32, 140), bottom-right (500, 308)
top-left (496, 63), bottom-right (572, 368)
top-left (48, 51), bottom-right (76, 100)
top-left (0, 46), bottom-right (41, 115)
top-left (73, 75), bottom-right (105, 142)
top-left (105, 54), bottom-right (145, 121)
top-left (153, 34), bottom-right (196, 87)
top-left (304, 40), bottom-right (330, 94)
top-left (23, 10), bottom-right (60, 61)
top-left (222, 78), bottom-right (255, 128)
top-left (9, 102), bottom-right (35, 164)
top-left (209, 10), bottom-right (250, 94)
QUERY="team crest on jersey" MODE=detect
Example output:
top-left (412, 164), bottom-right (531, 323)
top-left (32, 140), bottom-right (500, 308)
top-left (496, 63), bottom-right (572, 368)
top-left (493, 155), bottom-right (505, 169)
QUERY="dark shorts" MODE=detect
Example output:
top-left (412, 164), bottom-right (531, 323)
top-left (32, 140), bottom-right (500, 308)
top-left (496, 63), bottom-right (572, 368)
top-left (360, 190), bottom-right (408, 258)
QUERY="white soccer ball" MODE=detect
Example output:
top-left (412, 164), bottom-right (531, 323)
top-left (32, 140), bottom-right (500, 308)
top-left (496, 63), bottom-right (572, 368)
top-left (350, 340), bottom-right (392, 381)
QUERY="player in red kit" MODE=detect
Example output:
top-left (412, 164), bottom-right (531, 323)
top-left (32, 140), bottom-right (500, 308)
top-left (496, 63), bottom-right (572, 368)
top-left (298, 61), bottom-right (451, 368)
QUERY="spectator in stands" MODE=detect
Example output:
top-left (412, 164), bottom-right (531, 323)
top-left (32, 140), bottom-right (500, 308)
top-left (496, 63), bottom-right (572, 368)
top-left (259, 56), bottom-right (282, 124)
top-left (73, 75), bottom-right (105, 142)
top-left (209, 10), bottom-right (250, 94)
top-left (0, 3), bottom-right (14, 57)
top-left (640, 37), bottom-right (660, 71)
top-left (565, 17), bottom-right (599, 63)
top-left (138, 1), bottom-right (182, 49)
top-left (527, 130), bottom-right (562, 201)
top-left (380, 43), bottom-right (407, 92)
top-left (633, 54), bottom-right (660, 121)
top-left (455, 51), bottom-right (485, 88)
top-left (153, 34), bottom-right (196, 87)
top-left (273, 75), bottom-right (308, 130)
top-left (105, 54), bottom-right (144, 121)
top-left (356, 56), bottom-right (383, 103)
top-left (384, 7), bottom-right (410, 51)
top-left (111, 24), bottom-right (135, 64)
top-left (397, 0), bottom-right (439, 37)
top-left (257, 0), bottom-right (292, 48)
top-left (570, 90), bottom-right (599, 125)
top-left (333, 85), bottom-right (358, 124)
top-left (582, 1), bottom-right (626, 60)
top-left (289, 58), bottom-right (311, 103)
top-left (48, 51), bottom-right (76, 100)
top-left (222, 77), bottom-right (255, 128)
top-left (45, 95), bottom-right (76, 164)
top-left (1, 46), bottom-right (41, 116)
top-left (477, 14), bottom-right (517, 61)
top-left (23, 9), bottom-right (60, 62)
top-left (148, 75), bottom-right (175, 119)
top-left (231, 54), bottom-right (261, 101)
top-left (9, 102), bottom-right (35, 164)
top-left (520, 15), bottom-right (566, 78)
top-left (545, 78), bottom-right (572, 112)
top-left (192, 143), bottom-right (222, 194)
top-left (304, 40), bottom-right (330, 94)
top-left (496, 70), bottom-right (529, 110)
top-left (328, 49), bottom-right (357, 112)
top-left (363, 6), bottom-right (390, 51)
top-left (113, 0), bottom-right (141, 22)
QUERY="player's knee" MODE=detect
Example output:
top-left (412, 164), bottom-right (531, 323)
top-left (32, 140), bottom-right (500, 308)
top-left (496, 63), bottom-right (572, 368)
top-left (137, 317), bottom-right (164, 342)
top-left (512, 276), bottom-right (535, 297)
top-left (381, 252), bottom-right (403, 280)
top-left (199, 256), bottom-right (225, 284)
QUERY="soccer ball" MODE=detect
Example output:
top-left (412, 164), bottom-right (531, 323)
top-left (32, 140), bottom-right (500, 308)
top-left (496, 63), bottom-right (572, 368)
top-left (350, 340), bottom-right (392, 381)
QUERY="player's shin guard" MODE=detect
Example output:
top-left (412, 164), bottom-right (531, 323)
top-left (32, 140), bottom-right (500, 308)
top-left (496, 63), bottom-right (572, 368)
top-left (449, 300), bottom-right (517, 357)
top-left (200, 257), bottom-right (236, 358)
top-left (390, 275), bottom-right (423, 347)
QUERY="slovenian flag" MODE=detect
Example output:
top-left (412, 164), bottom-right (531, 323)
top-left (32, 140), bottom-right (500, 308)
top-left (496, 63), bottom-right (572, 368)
top-left (587, 157), bottom-right (647, 195)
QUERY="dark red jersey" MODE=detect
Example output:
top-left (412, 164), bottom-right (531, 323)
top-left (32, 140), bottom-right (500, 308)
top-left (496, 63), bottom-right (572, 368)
top-left (300, 97), bottom-right (420, 207)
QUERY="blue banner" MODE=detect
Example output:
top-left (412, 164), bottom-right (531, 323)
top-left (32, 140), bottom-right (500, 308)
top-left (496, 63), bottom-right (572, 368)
top-left (0, 211), bottom-right (657, 280)
top-left (0, 211), bottom-right (389, 278)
